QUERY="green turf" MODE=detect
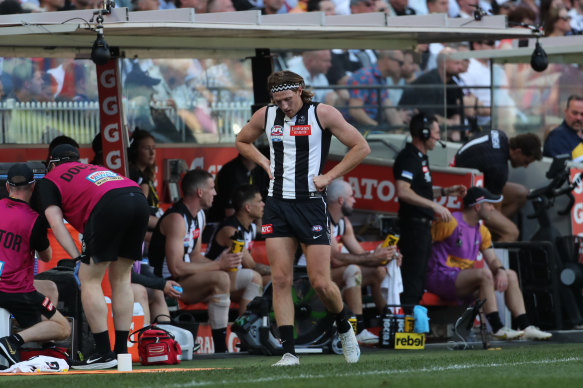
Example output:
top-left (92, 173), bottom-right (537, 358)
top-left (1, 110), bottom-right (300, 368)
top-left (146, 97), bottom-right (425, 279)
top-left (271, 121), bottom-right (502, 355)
top-left (3, 343), bottom-right (583, 388)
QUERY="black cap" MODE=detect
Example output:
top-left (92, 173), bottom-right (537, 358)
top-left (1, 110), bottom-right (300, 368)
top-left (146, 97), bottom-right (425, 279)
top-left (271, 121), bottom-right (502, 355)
top-left (464, 187), bottom-right (503, 208)
top-left (7, 163), bottom-right (35, 186)
top-left (49, 143), bottom-right (80, 164)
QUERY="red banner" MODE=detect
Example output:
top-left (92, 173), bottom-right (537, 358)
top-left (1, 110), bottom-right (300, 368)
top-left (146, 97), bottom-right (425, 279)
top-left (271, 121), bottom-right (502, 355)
top-left (96, 59), bottom-right (128, 176)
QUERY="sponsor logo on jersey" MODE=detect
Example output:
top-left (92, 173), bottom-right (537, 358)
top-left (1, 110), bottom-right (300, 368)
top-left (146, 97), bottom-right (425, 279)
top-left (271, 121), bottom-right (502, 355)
top-left (86, 170), bottom-right (123, 186)
top-left (290, 125), bottom-right (311, 136)
top-left (192, 228), bottom-right (200, 239)
top-left (262, 224), bottom-right (273, 234)
top-left (312, 225), bottom-right (323, 232)
top-left (270, 126), bottom-right (283, 142)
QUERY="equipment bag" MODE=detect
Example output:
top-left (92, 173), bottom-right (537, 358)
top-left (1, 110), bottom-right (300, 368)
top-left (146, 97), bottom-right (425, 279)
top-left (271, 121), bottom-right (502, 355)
top-left (129, 324), bottom-right (182, 365)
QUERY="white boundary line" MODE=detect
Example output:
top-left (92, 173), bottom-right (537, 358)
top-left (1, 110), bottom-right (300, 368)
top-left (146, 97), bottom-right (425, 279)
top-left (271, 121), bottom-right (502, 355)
top-left (168, 356), bottom-right (582, 387)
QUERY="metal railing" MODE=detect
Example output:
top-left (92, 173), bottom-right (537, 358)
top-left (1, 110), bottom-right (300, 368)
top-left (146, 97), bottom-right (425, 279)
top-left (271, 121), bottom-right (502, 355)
top-left (0, 99), bottom-right (252, 145)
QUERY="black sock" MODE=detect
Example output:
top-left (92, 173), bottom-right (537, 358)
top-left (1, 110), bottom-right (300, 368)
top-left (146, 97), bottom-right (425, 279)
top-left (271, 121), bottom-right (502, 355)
top-left (93, 330), bottom-right (112, 355)
top-left (335, 308), bottom-right (352, 334)
top-left (515, 314), bottom-right (530, 330)
top-left (278, 325), bottom-right (296, 355)
top-left (212, 328), bottom-right (227, 353)
top-left (11, 334), bottom-right (24, 347)
top-left (113, 330), bottom-right (129, 354)
top-left (356, 315), bottom-right (365, 334)
top-left (486, 312), bottom-right (503, 333)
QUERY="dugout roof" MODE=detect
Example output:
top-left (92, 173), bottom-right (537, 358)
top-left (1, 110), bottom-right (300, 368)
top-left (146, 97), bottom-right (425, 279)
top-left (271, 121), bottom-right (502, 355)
top-left (0, 8), bottom-right (534, 59)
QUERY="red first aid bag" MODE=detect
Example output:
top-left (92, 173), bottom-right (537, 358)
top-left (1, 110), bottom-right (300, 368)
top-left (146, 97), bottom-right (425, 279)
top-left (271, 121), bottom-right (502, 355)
top-left (129, 324), bottom-right (182, 365)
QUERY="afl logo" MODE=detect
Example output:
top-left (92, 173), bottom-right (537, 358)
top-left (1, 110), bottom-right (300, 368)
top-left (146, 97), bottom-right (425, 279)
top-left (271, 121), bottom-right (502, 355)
top-left (312, 225), bottom-right (323, 232)
top-left (271, 125), bottom-right (283, 142)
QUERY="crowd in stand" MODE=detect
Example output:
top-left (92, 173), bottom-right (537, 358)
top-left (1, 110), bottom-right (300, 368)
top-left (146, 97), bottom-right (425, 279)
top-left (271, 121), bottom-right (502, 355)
top-left (0, 0), bottom-right (582, 145)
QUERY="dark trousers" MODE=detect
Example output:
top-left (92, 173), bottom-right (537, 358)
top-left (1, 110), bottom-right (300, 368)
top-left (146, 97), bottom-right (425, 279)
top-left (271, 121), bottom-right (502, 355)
top-left (398, 218), bottom-right (432, 313)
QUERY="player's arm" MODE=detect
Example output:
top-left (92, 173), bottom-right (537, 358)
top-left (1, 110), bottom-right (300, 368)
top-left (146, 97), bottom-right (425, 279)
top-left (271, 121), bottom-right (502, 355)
top-left (482, 247), bottom-right (509, 292)
top-left (162, 214), bottom-right (220, 278)
top-left (329, 220), bottom-right (393, 266)
top-left (396, 180), bottom-right (452, 222)
top-left (314, 104), bottom-right (370, 190)
top-left (236, 106), bottom-right (272, 179)
top-left (31, 216), bottom-right (52, 262)
top-left (44, 205), bottom-right (80, 259)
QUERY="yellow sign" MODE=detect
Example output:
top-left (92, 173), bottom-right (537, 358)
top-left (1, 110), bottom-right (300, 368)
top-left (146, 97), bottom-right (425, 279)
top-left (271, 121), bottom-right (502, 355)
top-left (394, 333), bottom-right (425, 350)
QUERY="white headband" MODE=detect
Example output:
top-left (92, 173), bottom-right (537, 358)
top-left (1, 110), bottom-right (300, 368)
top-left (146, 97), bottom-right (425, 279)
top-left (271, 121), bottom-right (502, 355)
top-left (270, 83), bottom-right (301, 94)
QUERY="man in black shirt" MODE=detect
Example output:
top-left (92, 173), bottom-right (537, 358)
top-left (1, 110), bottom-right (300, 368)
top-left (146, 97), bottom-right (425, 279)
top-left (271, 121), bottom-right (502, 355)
top-left (452, 130), bottom-right (542, 242)
top-left (393, 113), bottom-right (466, 312)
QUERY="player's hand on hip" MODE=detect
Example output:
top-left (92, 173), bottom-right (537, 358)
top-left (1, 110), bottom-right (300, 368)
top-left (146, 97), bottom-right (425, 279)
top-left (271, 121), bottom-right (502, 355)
top-left (313, 175), bottom-right (331, 192)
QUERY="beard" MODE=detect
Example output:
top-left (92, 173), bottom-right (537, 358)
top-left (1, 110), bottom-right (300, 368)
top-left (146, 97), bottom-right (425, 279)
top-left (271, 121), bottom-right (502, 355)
top-left (341, 203), bottom-right (353, 217)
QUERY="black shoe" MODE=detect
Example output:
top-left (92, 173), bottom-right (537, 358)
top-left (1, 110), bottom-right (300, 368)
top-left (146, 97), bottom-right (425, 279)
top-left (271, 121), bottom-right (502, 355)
top-left (0, 336), bottom-right (20, 366)
top-left (70, 351), bottom-right (117, 370)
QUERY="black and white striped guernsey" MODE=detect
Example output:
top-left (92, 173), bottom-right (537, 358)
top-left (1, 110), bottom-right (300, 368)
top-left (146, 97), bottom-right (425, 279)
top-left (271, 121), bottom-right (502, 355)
top-left (264, 102), bottom-right (332, 200)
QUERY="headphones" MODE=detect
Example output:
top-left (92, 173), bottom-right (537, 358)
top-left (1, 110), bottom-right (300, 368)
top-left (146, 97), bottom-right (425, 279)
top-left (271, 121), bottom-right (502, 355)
top-left (411, 113), bottom-right (431, 141)
top-left (420, 114), bottom-right (431, 141)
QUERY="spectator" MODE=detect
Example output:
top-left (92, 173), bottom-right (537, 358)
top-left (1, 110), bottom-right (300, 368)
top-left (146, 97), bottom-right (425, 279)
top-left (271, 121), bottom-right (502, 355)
top-left (393, 113), bottom-right (467, 314)
top-left (123, 65), bottom-right (162, 137)
top-left (426, 187), bottom-right (552, 340)
top-left (0, 164), bottom-right (71, 367)
top-left (452, 130), bottom-right (542, 242)
top-left (287, 50), bottom-right (336, 104)
top-left (569, 0), bottom-right (583, 32)
top-left (399, 47), bottom-right (465, 131)
top-left (177, 0), bottom-right (209, 12)
top-left (38, 144), bottom-right (149, 369)
top-left (262, 0), bottom-right (285, 13)
top-left (350, 0), bottom-right (376, 13)
top-left (543, 94), bottom-right (583, 161)
top-left (128, 129), bottom-right (162, 236)
top-left (387, 0), bottom-right (416, 15)
top-left (325, 179), bottom-right (399, 344)
top-left (148, 169), bottom-right (242, 353)
top-left (205, 184), bottom-right (269, 311)
top-left (544, 6), bottom-right (576, 37)
top-left (426, 0), bottom-right (448, 13)
top-left (207, 0), bottom-right (236, 11)
top-left (131, 0), bottom-right (160, 10)
top-left (307, 0), bottom-right (336, 13)
top-left (207, 153), bottom-right (260, 223)
top-left (400, 50), bottom-right (419, 84)
top-left (39, 0), bottom-right (65, 11)
top-left (346, 50), bottom-right (408, 129)
top-left (458, 40), bottom-right (517, 132)
top-left (236, 70), bottom-right (369, 366)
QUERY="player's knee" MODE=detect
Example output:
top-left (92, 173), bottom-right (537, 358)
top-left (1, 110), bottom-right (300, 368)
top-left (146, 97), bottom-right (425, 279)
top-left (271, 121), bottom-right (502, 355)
top-left (506, 268), bottom-right (519, 285)
top-left (311, 276), bottom-right (334, 295)
top-left (343, 264), bottom-right (362, 289)
top-left (374, 266), bottom-right (387, 282)
top-left (272, 271), bottom-right (293, 289)
top-left (479, 268), bottom-right (494, 285)
top-left (53, 313), bottom-right (72, 340)
top-left (213, 271), bottom-right (231, 294)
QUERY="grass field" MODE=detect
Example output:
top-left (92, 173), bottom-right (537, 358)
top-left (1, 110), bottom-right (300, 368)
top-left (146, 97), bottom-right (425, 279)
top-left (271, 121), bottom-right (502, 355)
top-left (2, 343), bottom-right (583, 388)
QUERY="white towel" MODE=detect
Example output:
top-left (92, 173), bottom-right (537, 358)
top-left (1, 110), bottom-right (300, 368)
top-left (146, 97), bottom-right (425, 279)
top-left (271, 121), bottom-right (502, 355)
top-left (5, 355), bottom-right (69, 373)
top-left (380, 259), bottom-right (403, 312)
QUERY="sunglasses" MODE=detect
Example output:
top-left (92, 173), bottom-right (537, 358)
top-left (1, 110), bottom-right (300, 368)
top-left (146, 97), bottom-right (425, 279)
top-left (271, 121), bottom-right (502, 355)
top-left (388, 57), bottom-right (405, 66)
top-left (559, 15), bottom-right (571, 21)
